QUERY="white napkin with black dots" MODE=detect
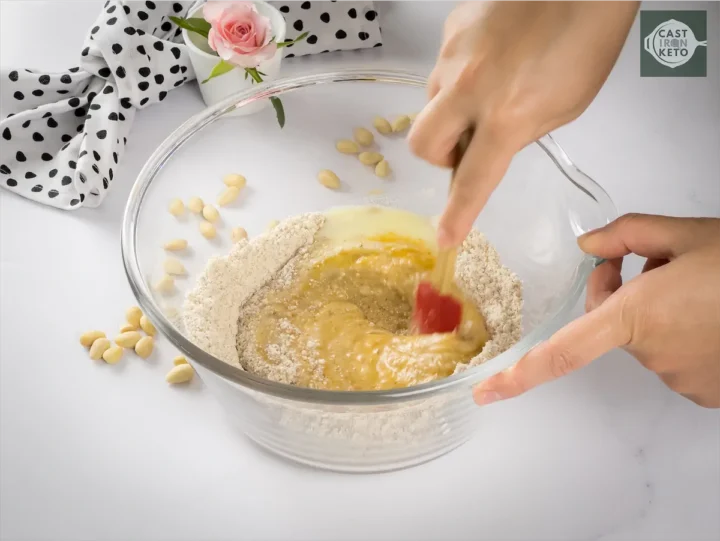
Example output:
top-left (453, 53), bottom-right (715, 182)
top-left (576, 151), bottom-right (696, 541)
top-left (0, 0), bottom-right (201, 209)
top-left (0, 0), bottom-right (382, 210)
top-left (269, 1), bottom-right (382, 58)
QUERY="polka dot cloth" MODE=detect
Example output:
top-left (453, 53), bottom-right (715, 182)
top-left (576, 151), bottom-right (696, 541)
top-left (269, 1), bottom-right (382, 58)
top-left (0, 0), bottom-right (199, 210)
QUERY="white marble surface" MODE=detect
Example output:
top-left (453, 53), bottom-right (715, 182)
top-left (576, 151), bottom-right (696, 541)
top-left (1, 2), bottom-right (719, 540)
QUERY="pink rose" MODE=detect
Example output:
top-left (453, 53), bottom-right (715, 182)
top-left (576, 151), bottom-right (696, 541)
top-left (203, 1), bottom-right (277, 68)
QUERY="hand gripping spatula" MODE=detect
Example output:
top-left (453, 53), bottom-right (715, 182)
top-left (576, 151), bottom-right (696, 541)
top-left (412, 130), bottom-right (473, 334)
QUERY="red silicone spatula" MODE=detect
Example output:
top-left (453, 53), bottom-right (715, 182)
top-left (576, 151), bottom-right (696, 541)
top-left (412, 130), bottom-right (472, 334)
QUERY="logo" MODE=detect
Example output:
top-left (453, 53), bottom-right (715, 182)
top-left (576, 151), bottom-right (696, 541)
top-left (641, 11), bottom-right (707, 77)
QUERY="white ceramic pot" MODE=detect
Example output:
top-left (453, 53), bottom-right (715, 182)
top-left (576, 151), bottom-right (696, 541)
top-left (183, 1), bottom-right (287, 113)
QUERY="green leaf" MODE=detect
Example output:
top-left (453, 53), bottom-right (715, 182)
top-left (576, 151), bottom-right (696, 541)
top-left (277, 31), bottom-right (309, 48)
top-left (201, 60), bottom-right (235, 84)
top-left (270, 97), bottom-right (285, 128)
top-left (245, 67), bottom-right (263, 84)
top-left (169, 16), bottom-right (211, 39)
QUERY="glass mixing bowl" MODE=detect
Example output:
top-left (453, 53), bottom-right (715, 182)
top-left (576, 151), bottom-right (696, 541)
top-left (122, 70), bottom-right (616, 472)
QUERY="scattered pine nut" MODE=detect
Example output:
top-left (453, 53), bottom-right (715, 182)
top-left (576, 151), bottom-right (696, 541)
top-left (202, 204), bottom-right (219, 222)
top-left (126, 306), bottom-right (142, 329)
top-left (336, 139), bottom-right (359, 154)
top-left (391, 115), bottom-right (411, 133)
top-left (358, 152), bottom-right (383, 166)
top-left (353, 127), bottom-right (374, 147)
top-left (139, 315), bottom-right (156, 336)
top-left (80, 330), bottom-right (106, 348)
top-left (115, 331), bottom-right (143, 349)
top-left (218, 186), bottom-right (241, 207)
top-left (155, 274), bottom-right (175, 293)
top-left (173, 355), bottom-right (189, 366)
top-left (102, 346), bottom-right (124, 364)
top-left (119, 323), bottom-right (136, 333)
top-left (199, 221), bottom-right (216, 239)
top-left (134, 336), bottom-right (154, 359)
top-left (166, 363), bottom-right (195, 384)
top-left (164, 238), bottom-right (188, 251)
top-left (164, 257), bottom-right (186, 276)
top-left (368, 189), bottom-right (385, 195)
top-left (89, 338), bottom-right (112, 360)
top-left (231, 227), bottom-right (248, 243)
top-left (373, 116), bottom-right (392, 135)
top-left (408, 112), bottom-right (418, 122)
top-left (317, 169), bottom-right (340, 190)
top-left (267, 219), bottom-right (279, 231)
top-left (168, 198), bottom-right (184, 216)
top-left (223, 173), bottom-right (246, 188)
top-left (187, 196), bottom-right (204, 214)
top-left (375, 159), bottom-right (391, 178)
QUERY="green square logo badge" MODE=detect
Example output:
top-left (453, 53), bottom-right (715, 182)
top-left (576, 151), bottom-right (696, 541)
top-left (641, 11), bottom-right (707, 77)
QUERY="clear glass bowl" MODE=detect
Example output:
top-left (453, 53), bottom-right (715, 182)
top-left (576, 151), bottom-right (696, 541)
top-left (122, 70), bottom-right (616, 472)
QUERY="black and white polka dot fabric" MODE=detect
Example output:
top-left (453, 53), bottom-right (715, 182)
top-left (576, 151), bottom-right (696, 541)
top-left (0, 0), bottom-right (382, 210)
top-left (0, 0), bottom-right (200, 209)
top-left (270, 1), bottom-right (382, 58)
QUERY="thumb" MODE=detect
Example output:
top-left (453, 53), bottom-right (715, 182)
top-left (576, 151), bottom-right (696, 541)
top-left (473, 291), bottom-right (631, 405)
top-left (437, 130), bottom-right (514, 248)
top-left (578, 214), bottom-right (712, 260)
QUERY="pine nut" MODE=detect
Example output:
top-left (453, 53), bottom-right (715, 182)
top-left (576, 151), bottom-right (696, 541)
top-left (373, 116), bottom-right (392, 135)
top-left (375, 159), bottom-right (391, 178)
top-left (119, 323), bottom-right (136, 333)
top-left (231, 227), bottom-right (248, 243)
top-left (102, 346), bottom-right (123, 364)
top-left (166, 363), bottom-right (195, 384)
top-left (164, 257), bottom-right (186, 276)
top-left (218, 187), bottom-right (240, 207)
top-left (168, 198), bottom-right (184, 216)
top-left (164, 238), bottom-right (188, 251)
top-left (155, 274), bottom-right (175, 293)
top-left (336, 139), bottom-right (359, 154)
top-left (317, 169), bottom-right (340, 190)
top-left (202, 204), bottom-right (219, 222)
top-left (173, 355), bottom-right (188, 366)
top-left (126, 306), bottom-right (142, 328)
top-left (391, 115), bottom-right (411, 133)
top-left (353, 127), bottom-right (374, 147)
top-left (80, 330), bottom-right (106, 348)
top-left (134, 336), bottom-right (154, 359)
top-left (368, 189), bottom-right (385, 195)
top-left (199, 221), bottom-right (216, 239)
top-left (187, 196), bottom-right (204, 214)
top-left (408, 112), bottom-right (418, 122)
top-left (140, 315), bottom-right (156, 336)
top-left (115, 331), bottom-right (142, 348)
top-left (223, 173), bottom-right (246, 188)
top-left (358, 152), bottom-right (383, 165)
top-left (89, 338), bottom-right (111, 360)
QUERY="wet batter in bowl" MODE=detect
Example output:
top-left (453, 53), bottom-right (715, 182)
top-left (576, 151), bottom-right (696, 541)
top-left (250, 232), bottom-right (489, 391)
top-left (232, 206), bottom-right (521, 392)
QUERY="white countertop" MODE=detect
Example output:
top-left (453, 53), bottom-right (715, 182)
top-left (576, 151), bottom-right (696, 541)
top-left (1, 2), bottom-right (719, 540)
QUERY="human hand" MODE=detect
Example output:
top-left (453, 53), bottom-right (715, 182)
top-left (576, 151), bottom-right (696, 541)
top-left (408, 1), bottom-right (639, 248)
top-left (473, 214), bottom-right (720, 409)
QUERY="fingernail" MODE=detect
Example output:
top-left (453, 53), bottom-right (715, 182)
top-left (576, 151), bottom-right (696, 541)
top-left (473, 390), bottom-right (503, 406)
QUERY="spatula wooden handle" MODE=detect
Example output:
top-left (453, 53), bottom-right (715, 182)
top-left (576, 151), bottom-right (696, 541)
top-left (432, 129), bottom-right (474, 294)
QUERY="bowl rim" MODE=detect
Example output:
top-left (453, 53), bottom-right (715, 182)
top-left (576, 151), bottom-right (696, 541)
top-left (121, 69), bottom-right (617, 405)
